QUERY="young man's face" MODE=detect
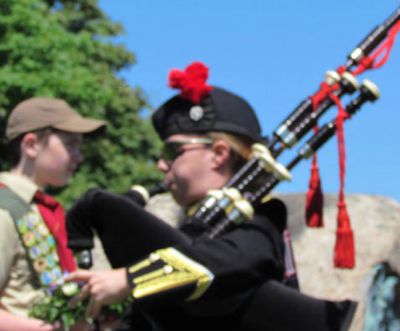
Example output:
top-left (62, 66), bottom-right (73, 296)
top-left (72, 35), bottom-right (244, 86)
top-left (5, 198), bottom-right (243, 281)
top-left (34, 131), bottom-right (83, 187)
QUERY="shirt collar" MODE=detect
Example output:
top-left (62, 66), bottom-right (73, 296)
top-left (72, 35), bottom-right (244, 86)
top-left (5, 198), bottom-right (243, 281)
top-left (0, 172), bottom-right (38, 203)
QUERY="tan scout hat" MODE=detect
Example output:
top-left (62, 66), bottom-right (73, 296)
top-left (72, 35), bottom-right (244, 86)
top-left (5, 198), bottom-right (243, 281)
top-left (6, 97), bottom-right (106, 140)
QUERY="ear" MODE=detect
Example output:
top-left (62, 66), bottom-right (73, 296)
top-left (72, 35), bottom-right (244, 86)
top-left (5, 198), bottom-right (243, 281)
top-left (20, 133), bottom-right (41, 159)
top-left (210, 139), bottom-right (231, 170)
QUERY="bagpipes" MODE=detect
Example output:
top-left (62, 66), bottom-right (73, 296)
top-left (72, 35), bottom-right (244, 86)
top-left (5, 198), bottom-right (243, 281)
top-left (179, 6), bottom-right (400, 269)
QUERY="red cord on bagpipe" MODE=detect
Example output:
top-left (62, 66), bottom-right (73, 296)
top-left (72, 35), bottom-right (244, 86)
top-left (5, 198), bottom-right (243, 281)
top-left (306, 18), bottom-right (400, 268)
top-left (352, 19), bottom-right (400, 75)
top-left (307, 81), bottom-right (342, 229)
top-left (331, 93), bottom-right (354, 268)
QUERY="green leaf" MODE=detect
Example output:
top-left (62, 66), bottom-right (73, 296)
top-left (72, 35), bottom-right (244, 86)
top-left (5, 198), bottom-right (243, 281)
top-left (29, 283), bottom-right (132, 327)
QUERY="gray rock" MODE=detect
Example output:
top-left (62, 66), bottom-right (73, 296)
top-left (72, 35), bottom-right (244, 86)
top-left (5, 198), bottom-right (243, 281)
top-left (277, 193), bottom-right (400, 331)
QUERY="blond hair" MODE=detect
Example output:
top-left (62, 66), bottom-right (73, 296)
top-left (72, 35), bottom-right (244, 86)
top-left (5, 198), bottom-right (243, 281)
top-left (207, 132), bottom-right (254, 172)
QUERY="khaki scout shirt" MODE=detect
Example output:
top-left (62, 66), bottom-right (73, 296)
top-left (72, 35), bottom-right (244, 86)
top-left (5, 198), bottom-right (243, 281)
top-left (0, 172), bottom-right (45, 317)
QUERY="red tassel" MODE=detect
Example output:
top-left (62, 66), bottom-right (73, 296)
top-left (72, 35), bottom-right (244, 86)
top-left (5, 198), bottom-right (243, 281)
top-left (305, 83), bottom-right (336, 229)
top-left (305, 154), bottom-right (324, 227)
top-left (332, 91), bottom-right (355, 269)
top-left (334, 201), bottom-right (355, 268)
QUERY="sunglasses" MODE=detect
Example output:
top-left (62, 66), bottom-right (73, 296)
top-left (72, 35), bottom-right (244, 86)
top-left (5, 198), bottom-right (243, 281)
top-left (161, 138), bottom-right (214, 162)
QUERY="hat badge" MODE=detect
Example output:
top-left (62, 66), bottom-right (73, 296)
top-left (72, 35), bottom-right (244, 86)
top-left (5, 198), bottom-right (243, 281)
top-left (189, 105), bottom-right (204, 122)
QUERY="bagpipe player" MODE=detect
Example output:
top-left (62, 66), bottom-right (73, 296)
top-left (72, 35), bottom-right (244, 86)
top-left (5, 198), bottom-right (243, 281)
top-left (65, 62), bottom-right (356, 331)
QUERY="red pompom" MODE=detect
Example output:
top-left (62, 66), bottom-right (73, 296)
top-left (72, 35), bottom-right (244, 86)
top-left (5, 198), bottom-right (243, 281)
top-left (168, 61), bottom-right (213, 103)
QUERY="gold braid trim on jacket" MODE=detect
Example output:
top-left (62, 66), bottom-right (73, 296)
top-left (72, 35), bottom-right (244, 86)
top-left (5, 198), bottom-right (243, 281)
top-left (127, 247), bottom-right (214, 301)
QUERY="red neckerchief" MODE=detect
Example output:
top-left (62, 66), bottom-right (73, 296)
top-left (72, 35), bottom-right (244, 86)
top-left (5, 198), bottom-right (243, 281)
top-left (34, 191), bottom-right (76, 273)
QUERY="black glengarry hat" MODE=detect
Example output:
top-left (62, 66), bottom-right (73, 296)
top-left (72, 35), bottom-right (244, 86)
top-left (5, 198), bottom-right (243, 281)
top-left (152, 62), bottom-right (262, 142)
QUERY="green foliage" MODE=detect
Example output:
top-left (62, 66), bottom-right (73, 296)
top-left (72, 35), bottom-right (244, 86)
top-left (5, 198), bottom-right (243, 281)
top-left (30, 283), bottom-right (85, 330)
top-left (0, 0), bottom-right (162, 205)
top-left (30, 282), bottom-right (131, 330)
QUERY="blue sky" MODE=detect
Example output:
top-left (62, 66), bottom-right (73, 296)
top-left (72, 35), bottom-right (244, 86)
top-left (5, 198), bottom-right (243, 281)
top-left (99, 0), bottom-right (400, 202)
